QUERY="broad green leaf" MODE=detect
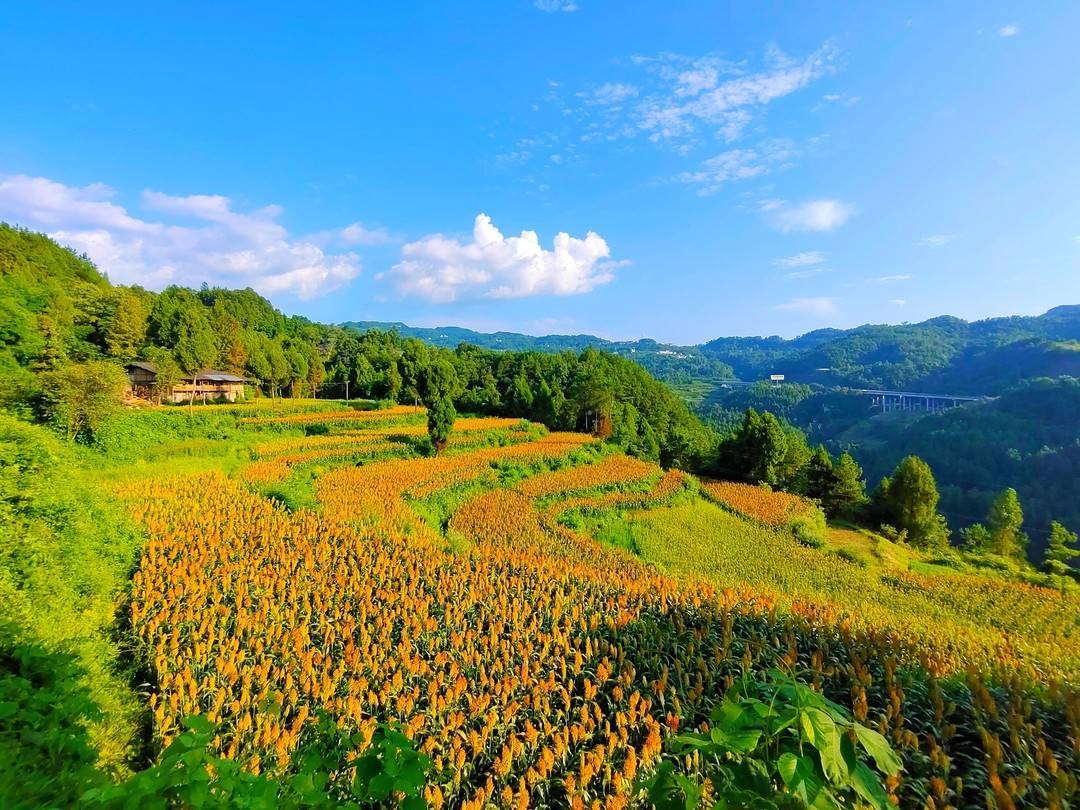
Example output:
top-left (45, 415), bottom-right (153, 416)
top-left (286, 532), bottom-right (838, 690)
top-left (803, 707), bottom-right (848, 783)
top-left (854, 724), bottom-right (903, 776)
top-left (367, 772), bottom-right (395, 801)
top-left (718, 727), bottom-right (763, 754)
top-left (778, 752), bottom-right (838, 809)
top-left (183, 715), bottom-right (214, 734)
top-left (849, 761), bottom-right (893, 810)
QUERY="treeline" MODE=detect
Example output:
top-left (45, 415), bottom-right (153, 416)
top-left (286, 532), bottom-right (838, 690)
top-left (0, 224), bottom-right (714, 468)
top-left (715, 406), bottom-right (1078, 579)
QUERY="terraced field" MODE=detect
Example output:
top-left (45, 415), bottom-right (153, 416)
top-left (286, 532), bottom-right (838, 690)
top-left (116, 406), bottom-right (1080, 808)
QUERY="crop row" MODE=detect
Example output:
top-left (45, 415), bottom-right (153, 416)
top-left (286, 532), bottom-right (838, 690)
top-left (702, 480), bottom-right (821, 527)
top-left (121, 435), bottom-right (1080, 807)
top-left (240, 404), bottom-right (425, 426)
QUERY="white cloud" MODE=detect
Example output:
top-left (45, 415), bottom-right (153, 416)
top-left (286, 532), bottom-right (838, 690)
top-left (534, 0), bottom-right (578, 11)
top-left (820, 92), bottom-right (860, 107)
top-left (914, 233), bottom-right (955, 247)
top-left (581, 82), bottom-right (638, 106)
top-left (382, 213), bottom-right (620, 303)
top-left (637, 43), bottom-right (838, 144)
top-left (338, 222), bottom-right (396, 246)
top-left (763, 198), bottom-right (853, 233)
top-left (773, 250), bottom-right (826, 268)
top-left (784, 267), bottom-right (832, 280)
top-left (999, 23), bottom-right (1020, 37)
top-left (0, 174), bottom-right (361, 298)
top-left (877, 274), bottom-right (912, 283)
top-left (890, 298), bottom-right (907, 306)
top-left (678, 138), bottom-right (798, 195)
top-left (773, 297), bottom-right (837, 315)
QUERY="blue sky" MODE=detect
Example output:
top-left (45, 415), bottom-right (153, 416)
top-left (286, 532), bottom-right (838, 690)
top-left (2, 1), bottom-right (1078, 343)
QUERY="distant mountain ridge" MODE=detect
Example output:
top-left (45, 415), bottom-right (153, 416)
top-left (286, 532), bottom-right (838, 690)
top-left (341, 320), bottom-right (647, 352)
top-left (344, 307), bottom-right (1080, 395)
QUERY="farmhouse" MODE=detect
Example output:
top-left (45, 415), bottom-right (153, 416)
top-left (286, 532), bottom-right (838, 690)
top-left (124, 361), bottom-right (248, 403)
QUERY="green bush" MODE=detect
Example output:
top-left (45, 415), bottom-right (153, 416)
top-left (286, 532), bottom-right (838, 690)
top-left (82, 713), bottom-right (431, 808)
top-left (790, 511), bottom-right (827, 549)
top-left (0, 634), bottom-right (110, 808)
top-left (640, 669), bottom-right (902, 810)
top-left (0, 415), bottom-right (141, 788)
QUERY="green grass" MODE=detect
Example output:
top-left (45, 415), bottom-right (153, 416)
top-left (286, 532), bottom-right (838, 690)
top-left (628, 499), bottom-right (1080, 680)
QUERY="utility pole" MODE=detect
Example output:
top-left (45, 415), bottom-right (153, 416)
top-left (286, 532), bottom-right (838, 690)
top-left (345, 380), bottom-right (350, 403)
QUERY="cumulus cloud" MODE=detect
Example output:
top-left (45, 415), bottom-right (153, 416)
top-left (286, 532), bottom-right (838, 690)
top-left (774, 250), bottom-right (826, 268)
top-left (999, 23), bottom-right (1020, 37)
top-left (762, 198), bottom-right (854, 233)
top-left (0, 174), bottom-right (361, 298)
top-left (914, 233), bottom-right (955, 247)
top-left (534, 0), bottom-right (578, 11)
top-left (678, 138), bottom-right (798, 195)
top-left (773, 297), bottom-right (837, 315)
top-left (382, 214), bottom-right (620, 303)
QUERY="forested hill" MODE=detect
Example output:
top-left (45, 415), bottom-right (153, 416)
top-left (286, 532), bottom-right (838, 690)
top-left (0, 224), bottom-right (715, 469)
top-left (342, 320), bottom-right (617, 352)
top-left (701, 308), bottom-right (1080, 393)
top-left (350, 307), bottom-right (1080, 396)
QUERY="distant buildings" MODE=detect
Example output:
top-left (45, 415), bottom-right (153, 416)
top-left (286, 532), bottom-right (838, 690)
top-left (124, 361), bottom-right (248, 403)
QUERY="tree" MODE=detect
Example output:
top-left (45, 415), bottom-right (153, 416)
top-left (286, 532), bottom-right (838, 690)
top-left (418, 357), bottom-right (459, 452)
top-left (162, 300), bottom-right (218, 408)
top-left (382, 361), bottom-right (403, 402)
top-left (105, 289), bottom-right (149, 362)
top-left (352, 355), bottom-right (378, 398)
top-left (882, 456), bottom-right (947, 548)
top-left (1043, 521), bottom-right (1078, 585)
top-left (830, 452), bottom-right (867, 518)
top-left (39, 361), bottom-right (129, 442)
top-left (216, 315), bottom-right (247, 374)
top-left (729, 409), bottom-right (788, 487)
top-left (804, 445), bottom-right (835, 506)
top-left (34, 312), bottom-right (68, 371)
top-left (987, 488), bottom-right (1026, 560)
top-left (959, 523), bottom-right (991, 552)
top-left (284, 343), bottom-right (308, 397)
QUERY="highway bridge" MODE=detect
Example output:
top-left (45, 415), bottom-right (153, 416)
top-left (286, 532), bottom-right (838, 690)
top-left (716, 380), bottom-right (989, 412)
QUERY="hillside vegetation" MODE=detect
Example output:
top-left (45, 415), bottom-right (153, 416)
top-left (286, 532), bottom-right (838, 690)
top-left (1, 225), bottom-right (1078, 807)
top-left (5, 402), bottom-right (1077, 807)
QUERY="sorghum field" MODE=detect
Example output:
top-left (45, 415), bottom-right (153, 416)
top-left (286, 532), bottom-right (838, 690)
top-left (110, 403), bottom-right (1080, 809)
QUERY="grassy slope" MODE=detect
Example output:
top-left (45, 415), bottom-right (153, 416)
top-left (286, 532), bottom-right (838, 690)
top-left (628, 500), bottom-right (1079, 680)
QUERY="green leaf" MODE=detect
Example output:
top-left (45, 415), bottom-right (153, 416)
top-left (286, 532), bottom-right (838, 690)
top-left (777, 752), bottom-right (838, 808)
top-left (183, 715), bottom-right (214, 734)
top-left (710, 726), bottom-right (762, 754)
top-left (367, 772), bottom-right (395, 801)
top-left (853, 724), bottom-right (903, 776)
top-left (849, 761), bottom-right (893, 810)
top-left (802, 707), bottom-right (848, 784)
